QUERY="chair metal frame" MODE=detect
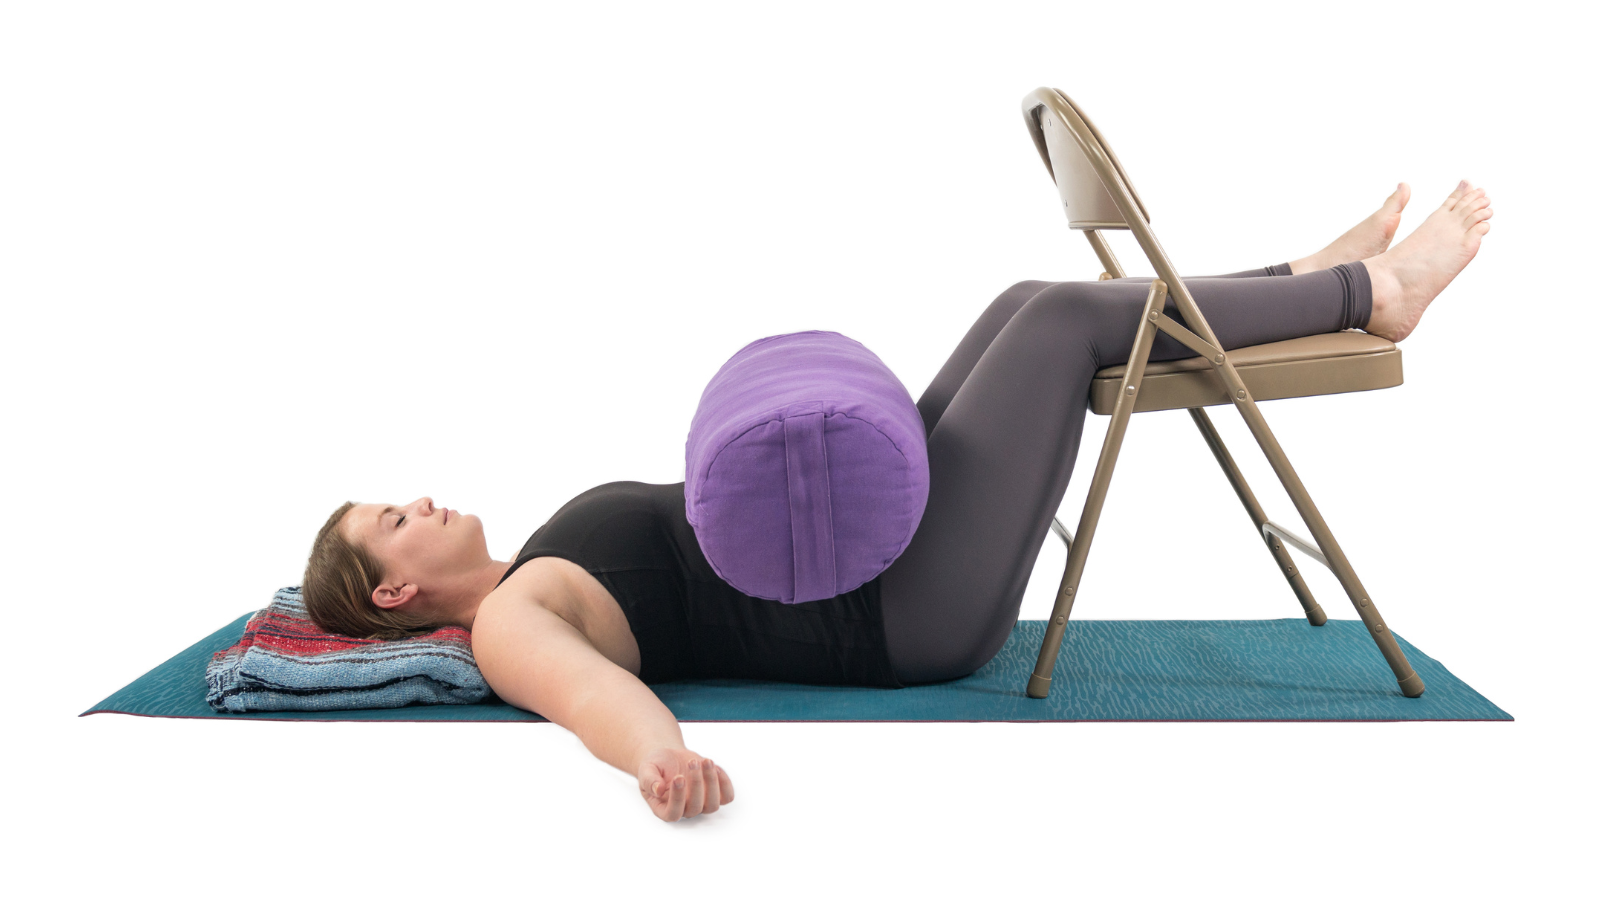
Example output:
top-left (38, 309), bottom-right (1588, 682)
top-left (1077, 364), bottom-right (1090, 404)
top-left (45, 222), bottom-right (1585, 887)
top-left (1020, 87), bottom-right (1425, 700)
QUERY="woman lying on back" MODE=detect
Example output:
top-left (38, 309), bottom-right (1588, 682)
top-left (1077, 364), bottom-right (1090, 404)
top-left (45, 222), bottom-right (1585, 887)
top-left (302, 181), bottom-right (1491, 822)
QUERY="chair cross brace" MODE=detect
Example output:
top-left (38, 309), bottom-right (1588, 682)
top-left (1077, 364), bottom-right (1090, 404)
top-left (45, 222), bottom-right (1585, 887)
top-left (1049, 517), bottom-right (1074, 553)
top-left (1151, 312), bottom-right (1223, 363)
top-left (1262, 521), bottom-right (1330, 569)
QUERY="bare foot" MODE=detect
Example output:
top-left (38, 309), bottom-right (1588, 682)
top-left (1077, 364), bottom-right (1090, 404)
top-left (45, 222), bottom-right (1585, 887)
top-left (1363, 181), bottom-right (1492, 342)
top-left (1288, 183), bottom-right (1412, 274)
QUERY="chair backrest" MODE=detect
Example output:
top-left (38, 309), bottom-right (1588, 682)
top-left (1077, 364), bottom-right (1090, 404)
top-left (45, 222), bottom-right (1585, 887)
top-left (1021, 88), bottom-right (1150, 230)
top-left (1019, 87), bottom-right (1230, 355)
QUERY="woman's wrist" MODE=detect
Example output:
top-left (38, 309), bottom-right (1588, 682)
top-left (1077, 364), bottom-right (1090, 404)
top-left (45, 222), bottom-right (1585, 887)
top-left (629, 732), bottom-right (687, 773)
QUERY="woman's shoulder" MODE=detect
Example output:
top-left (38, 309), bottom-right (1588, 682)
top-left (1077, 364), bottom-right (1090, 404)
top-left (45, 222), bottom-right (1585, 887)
top-left (473, 556), bottom-right (642, 677)
top-left (481, 557), bottom-right (583, 627)
top-left (470, 561), bottom-right (581, 665)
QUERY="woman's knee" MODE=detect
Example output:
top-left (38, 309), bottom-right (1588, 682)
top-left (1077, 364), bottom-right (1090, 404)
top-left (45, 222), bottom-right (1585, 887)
top-left (1025, 279), bottom-right (1120, 308)
top-left (981, 280), bottom-right (1056, 322)
top-left (1002, 279), bottom-right (1055, 300)
top-left (1018, 280), bottom-right (1147, 332)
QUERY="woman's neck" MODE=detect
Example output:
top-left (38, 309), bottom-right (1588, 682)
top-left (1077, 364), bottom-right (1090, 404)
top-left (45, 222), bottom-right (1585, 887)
top-left (442, 559), bottom-right (514, 631)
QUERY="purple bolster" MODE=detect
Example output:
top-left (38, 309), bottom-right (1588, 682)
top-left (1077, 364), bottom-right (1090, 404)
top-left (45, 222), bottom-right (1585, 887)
top-left (685, 330), bottom-right (929, 603)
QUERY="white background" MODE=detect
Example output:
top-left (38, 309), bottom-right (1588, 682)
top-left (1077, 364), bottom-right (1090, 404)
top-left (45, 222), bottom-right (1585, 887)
top-left (4, 1), bottom-right (1594, 896)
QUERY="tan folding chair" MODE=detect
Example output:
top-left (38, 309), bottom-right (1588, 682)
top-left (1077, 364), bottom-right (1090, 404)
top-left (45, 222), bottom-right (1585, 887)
top-left (1021, 87), bottom-right (1426, 700)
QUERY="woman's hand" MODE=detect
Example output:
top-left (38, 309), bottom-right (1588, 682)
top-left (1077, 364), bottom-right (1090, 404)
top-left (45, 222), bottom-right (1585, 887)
top-left (637, 747), bottom-right (734, 822)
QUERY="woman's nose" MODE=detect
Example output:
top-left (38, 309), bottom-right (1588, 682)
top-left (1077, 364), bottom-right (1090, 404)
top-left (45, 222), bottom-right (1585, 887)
top-left (411, 497), bottom-right (435, 515)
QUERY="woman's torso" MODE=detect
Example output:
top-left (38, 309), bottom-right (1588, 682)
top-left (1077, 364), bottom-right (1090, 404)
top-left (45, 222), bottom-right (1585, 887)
top-left (496, 481), bottom-right (902, 687)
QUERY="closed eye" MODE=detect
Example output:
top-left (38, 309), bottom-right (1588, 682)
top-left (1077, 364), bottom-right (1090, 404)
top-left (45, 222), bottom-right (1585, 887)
top-left (396, 515), bottom-right (406, 527)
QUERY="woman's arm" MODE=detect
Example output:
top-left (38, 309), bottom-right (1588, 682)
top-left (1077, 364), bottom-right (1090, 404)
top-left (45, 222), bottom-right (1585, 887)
top-left (471, 590), bottom-right (733, 820)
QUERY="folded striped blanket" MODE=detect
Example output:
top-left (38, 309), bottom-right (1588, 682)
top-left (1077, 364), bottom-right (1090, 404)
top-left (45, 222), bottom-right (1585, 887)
top-left (205, 587), bottom-right (491, 713)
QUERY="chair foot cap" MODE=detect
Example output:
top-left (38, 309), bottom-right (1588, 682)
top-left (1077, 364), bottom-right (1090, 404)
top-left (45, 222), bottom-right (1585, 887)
top-left (1026, 673), bottom-right (1052, 699)
top-left (1306, 605), bottom-right (1328, 626)
top-left (1397, 671), bottom-right (1426, 698)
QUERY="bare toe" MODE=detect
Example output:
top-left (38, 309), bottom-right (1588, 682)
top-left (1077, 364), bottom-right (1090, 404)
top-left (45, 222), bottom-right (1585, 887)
top-left (1393, 182), bottom-right (1413, 212)
top-left (1382, 183), bottom-right (1410, 239)
top-left (1444, 180), bottom-right (1474, 210)
top-left (1458, 192), bottom-right (1491, 217)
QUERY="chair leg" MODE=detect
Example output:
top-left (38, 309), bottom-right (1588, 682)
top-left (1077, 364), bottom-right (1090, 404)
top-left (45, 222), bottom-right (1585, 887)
top-left (1027, 280), bottom-right (1167, 699)
top-left (1188, 408), bottom-right (1327, 626)
top-left (1223, 391), bottom-right (1426, 698)
top-left (1140, 274), bottom-right (1426, 698)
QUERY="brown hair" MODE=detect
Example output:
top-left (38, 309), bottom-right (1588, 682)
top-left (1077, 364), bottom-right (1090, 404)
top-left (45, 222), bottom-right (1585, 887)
top-left (302, 502), bottom-right (438, 641)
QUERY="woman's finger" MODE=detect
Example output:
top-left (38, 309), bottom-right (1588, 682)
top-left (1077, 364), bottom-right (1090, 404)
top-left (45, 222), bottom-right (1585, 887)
top-left (638, 764), bottom-right (663, 809)
top-left (700, 758), bottom-right (721, 814)
top-left (715, 763), bottom-right (735, 804)
top-left (684, 759), bottom-right (707, 817)
top-left (666, 774), bottom-right (687, 821)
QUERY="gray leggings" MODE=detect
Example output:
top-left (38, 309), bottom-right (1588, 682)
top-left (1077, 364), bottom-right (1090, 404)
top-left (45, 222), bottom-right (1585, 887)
top-left (876, 262), bottom-right (1373, 684)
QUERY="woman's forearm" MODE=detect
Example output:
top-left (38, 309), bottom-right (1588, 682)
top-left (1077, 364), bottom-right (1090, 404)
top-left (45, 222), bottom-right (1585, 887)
top-left (566, 666), bottom-right (687, 775)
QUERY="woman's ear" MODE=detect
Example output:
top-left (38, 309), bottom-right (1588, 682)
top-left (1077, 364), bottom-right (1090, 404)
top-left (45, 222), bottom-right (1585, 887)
top-left (372, 582), bottom-right (419, 610)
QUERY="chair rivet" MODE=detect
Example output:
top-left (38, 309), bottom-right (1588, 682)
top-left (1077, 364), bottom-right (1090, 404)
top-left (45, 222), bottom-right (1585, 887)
top-left (1066, 587), bottom-right (1075, 594)
top-left (1125, 385), bottom-right (1136, 395)
top-left (1286, 567), bottom-right (1294, 575)
top-left (1360, 598), bottom-right (1369, 607)
top-left (1055, 616), bottom-right (1065, 625)
top-left (1148, 311), bottom-right (1158, 321)
top-left (1213, 354), bottom-right (1224, 364)
top-left (1376, 623), bottom-right (1385, 633)
top-left (1235, 389), bottom-right (1246, 400)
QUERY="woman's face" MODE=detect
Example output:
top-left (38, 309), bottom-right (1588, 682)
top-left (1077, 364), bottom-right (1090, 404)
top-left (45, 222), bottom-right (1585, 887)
top-left (341, 496), bottom-right (490, 591)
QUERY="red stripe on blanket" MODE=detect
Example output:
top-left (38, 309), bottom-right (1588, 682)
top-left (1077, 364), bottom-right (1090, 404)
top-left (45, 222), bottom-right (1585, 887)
top-left (213, 605), bottom-right (472, 663)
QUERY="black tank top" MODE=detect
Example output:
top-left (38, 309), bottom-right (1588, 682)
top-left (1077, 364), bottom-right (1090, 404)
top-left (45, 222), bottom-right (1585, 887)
top-left (497, 481), bottom-right (902, 688)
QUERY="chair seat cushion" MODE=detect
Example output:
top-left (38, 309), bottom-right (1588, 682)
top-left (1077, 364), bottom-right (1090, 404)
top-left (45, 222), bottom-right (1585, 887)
top-left (1090, 332), bottom-right (1401, 414)
top-left (685, 330), bottom-right (929, 604)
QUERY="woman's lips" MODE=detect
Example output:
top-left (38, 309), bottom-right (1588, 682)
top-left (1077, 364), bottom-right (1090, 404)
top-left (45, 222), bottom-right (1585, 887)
top-left (443, 508), bottom-right (449, 525)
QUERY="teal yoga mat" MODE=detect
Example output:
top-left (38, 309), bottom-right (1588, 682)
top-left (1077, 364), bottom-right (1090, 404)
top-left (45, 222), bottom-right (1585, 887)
top-left (83, 614), bottom-right (1511, 722)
